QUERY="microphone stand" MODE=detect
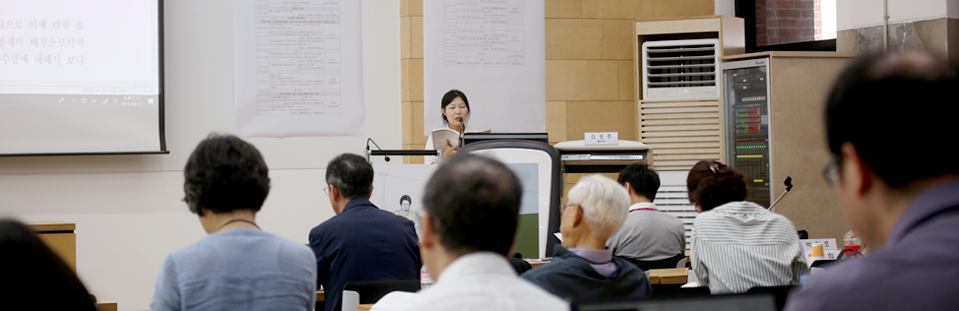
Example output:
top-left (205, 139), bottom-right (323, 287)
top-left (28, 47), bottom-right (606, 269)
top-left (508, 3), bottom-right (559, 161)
top-left (768, 176), bottom-right (793, 212)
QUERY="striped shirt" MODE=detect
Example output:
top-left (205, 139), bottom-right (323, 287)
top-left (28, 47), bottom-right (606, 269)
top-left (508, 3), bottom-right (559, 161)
top-left (690, 201), bottom-right (808, 294)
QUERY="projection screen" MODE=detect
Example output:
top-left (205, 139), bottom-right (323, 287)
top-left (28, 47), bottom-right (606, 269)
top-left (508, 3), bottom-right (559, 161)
top-left (0, 0), bottom-right (165, 156)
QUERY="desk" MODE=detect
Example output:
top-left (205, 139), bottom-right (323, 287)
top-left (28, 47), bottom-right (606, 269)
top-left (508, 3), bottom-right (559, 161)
top-left (26, 221), bottom-right (77, 271)
top-left (358, 304), bottom-right (372, 311)
top-left (648, 268), bottom-right (688, 285)
top-left (96, 299), bottom-right (117, 311)
top-left (317, 289), bottom-right (324, 301)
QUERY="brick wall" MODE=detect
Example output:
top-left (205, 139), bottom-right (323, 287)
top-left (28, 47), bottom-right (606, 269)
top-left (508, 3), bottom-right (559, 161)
top-left (755, 0), bottom-right (815, 46)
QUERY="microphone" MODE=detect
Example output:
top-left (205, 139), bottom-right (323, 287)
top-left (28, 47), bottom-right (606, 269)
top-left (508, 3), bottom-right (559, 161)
top-left (768, 176), bottom-right (793, 212)
top-left (366, 138), bottom-right (390, 163)
top-left (459, 123), bottom-right (465, 147)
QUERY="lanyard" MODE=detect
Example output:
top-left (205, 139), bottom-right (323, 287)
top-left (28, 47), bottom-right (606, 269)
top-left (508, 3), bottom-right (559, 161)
top-left (629, 207), bottom-right (658, 213)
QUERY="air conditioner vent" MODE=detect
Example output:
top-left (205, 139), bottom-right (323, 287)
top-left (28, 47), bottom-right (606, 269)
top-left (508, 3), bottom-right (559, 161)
top-left (642, 39), bottom-right (720, 100)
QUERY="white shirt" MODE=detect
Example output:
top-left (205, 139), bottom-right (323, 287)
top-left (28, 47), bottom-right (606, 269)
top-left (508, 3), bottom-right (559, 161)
top-left (690, 201), bottom-right (808, 294)
top-left (388, 252), bottom-right (568, 311)
top-left (424, 125), bottom-right (481, 164)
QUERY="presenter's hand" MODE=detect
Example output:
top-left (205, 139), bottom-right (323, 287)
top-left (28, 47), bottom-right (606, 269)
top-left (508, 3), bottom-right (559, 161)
top-left (444, 139), bottom-right (459, 159)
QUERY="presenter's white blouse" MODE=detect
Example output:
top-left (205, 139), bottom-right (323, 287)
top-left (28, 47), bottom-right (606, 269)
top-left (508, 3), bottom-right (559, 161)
top-left (389, 252), bottom-right (568, 311)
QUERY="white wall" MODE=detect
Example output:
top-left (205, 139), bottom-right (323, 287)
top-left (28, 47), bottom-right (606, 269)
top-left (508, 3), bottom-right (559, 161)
top-left (838, 0), bottom-right (957, 30)
top-left (0, 1), bottom-right (401, 310)
top-left (715, 0), bottom-right (736, 17)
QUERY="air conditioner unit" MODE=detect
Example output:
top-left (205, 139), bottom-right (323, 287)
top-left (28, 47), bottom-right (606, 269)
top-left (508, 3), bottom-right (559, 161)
top-left (642, 39), bottom-right (720, 100)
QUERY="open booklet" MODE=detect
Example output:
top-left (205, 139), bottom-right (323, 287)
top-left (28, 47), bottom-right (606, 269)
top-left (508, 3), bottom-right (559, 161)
top-left (429, 128), bottom-right (491, 150)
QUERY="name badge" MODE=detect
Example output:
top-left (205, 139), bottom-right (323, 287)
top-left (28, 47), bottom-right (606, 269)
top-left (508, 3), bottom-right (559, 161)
top-left (585, 132), bottom-right (618, 145)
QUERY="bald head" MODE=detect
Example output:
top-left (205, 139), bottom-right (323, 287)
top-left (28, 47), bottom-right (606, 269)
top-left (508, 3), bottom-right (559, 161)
top-left (422, 154), bottom-right (522, 256)
top-left (826, 51), bottom-right (959, 188)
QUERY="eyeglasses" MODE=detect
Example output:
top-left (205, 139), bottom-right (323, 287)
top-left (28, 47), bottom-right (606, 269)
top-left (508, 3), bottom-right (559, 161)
top-left (323, 186), bottom-right (330, 196)
top-left (822, 158), bottom-right (841, 186)
top-left (560, 203), bottom-right (578, 214)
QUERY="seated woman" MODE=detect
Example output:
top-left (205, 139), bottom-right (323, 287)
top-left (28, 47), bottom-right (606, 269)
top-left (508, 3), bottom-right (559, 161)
top-left (151, 134), bottom-right (317, 311)
top-left (425, 89), bottom-right (487, 164)
top-left (687, 160), bottom-right (807, 294)
top-left (0, 218), bottom-right (96, 311)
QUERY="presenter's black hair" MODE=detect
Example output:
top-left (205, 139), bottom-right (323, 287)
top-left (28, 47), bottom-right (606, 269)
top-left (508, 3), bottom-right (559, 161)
top-left (440, 89), bottom-right (470, 125)
top-left (326, 153), bottom-right (374, 199)
top-left (423, 154), bottom-right (522, 257)
top-left (183, 133), bottom-right (270, 216)
top-left (687, 160), bottom-right (747, 211)
top-left (618, 163), bottom-right (661, 202)
top-left (825, 51), bottom-right (959, 188)
top-left (400, 195), bottom-right (412, 205)
top-left (0, 218), bottom-right (96, 311)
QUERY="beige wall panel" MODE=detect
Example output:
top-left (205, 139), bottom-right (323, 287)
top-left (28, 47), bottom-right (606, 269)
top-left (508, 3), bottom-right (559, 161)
top-left (401, 17), bottom-right (411, 59)
top-left (546, 101), bottom-right (568, 143)
top-left (546, 60), bottom-right (619, 100)
top-left (402, 101), bottom-right (413, 145)
top-left (409, 144), bottom-right (426, 164)
top-left (653, 0), bottom-right (713, 17)
top-left (411, 17), bottom-right (424, 59)
top-left (401, 0), bottom-right (409, 17)
top-left (603, 20), bottom-right (634, 60)
top-left (38, 233), bottom-right (76, 271)
top-left (401, 59), bottom-right (410, 101)
top-left (567, 101), bottom-right (637, 141)
top-left (409, 0), bottom-right (423, 16)
top-left (582, 0), bottom-right (655, 20)
top-left (410, 58), bottom-right (424, 101)
top-left (766, 56), bottom-right (852, 245)
top-left (413, 101), bottom-right (427, 145)
top-left (618, 60), bottom-right (635, 100)
top-left (403, 144), bottom-right (412, 164)
top-left (546, 0), bottom-right (582, 18)
top-left (546, 19), bottom-right (603, 60)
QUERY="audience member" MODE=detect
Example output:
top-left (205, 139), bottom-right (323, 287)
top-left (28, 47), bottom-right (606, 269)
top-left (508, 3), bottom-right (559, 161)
top-left (388, 154), bottom-right (566, 311)
top-left (522, 174), bottom-right (651, 302)
top-left (0, 218), bottom-right (96, 311)
top-left (607, 163), bottom-right (687, 270)
top-left (151, 134), bottom-right (316, 311)
top-left (784, 52), bottom-right (959, 311)
top-left (687, 160), bottom-right (807, 294)
top-left (309, 153), bottom-right (421, 311)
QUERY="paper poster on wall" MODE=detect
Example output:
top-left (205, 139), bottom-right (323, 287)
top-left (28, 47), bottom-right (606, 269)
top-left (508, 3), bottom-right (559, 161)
top-left (370, 164), bottom-right (438, 230)
top-left (423, 0), bottom-right (546, 135)
top-left (233, 0), bottom-right (364, 137)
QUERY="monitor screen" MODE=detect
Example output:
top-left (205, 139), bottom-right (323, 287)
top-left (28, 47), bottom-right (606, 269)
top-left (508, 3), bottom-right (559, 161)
top-left (462, 133), bottom-right (549, 146)
top-left (0, 0), bottom-right (164, 155)
top-left (573, 293), bottom-right (777, 311)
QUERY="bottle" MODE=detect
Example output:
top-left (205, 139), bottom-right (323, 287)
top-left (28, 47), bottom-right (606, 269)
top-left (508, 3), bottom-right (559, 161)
top-left (844, 229), bottom-right (861, 252)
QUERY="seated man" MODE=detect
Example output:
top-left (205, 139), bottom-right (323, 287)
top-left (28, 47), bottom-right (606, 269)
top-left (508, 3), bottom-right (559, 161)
top-left (784, 52), bottom-right (959, 311)
top-left (309, 154), bottom-right (421, 311)
top-left (389, 154), bottom-right (566, 311)
top-left (522, 175), bottom-right (651, 302)
top-left (607, 163), bottom-right (687, 270)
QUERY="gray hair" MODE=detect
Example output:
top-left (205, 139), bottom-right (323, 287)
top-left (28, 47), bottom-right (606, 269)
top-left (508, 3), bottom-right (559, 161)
top-left (566, 174), bottom-right (630, 237)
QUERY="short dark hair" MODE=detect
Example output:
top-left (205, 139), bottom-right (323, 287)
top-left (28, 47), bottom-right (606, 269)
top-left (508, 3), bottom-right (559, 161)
top-left (0, 218), bottom-right (96, 310)
top-left (326, 153), bottom-right (374, 199)
top-left (423, 154), bottom-right (522, 257)
top-left (440, 89), bottom-right (470, 125)
top-left (400, 195), bottom-right (412, 205)
top-left (686, 160), bottom-right (747, 211)
top-left (183, 134), bottom-right (270, 216)
top-left (825, 51), bottom-right (959, 188)
top-left (618, 163), bottom-right (661, 201)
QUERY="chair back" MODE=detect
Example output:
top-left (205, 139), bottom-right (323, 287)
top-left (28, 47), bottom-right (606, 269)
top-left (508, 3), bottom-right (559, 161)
top-left (746, 285), bottom-right (796, 311)
top-left (343, 280), bottom-right (421, 305)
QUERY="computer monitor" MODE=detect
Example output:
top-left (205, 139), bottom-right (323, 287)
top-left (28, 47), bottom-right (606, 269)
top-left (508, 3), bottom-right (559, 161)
top-left (462, 133), bottom-right (549, 146)
top-left (572, 293), bottom-right (777, 311)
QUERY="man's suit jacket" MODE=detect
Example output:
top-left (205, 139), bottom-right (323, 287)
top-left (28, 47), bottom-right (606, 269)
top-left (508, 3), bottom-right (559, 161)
top-left (309, 198), bottom-right (421, 311)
